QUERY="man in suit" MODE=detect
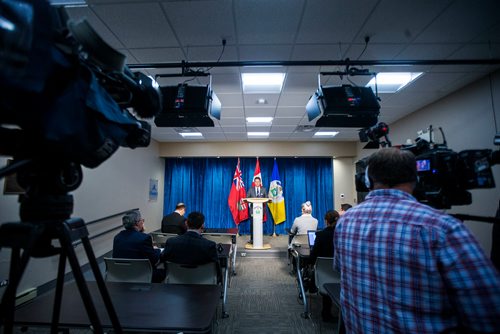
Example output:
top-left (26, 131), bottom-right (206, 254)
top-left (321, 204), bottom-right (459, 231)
top-left (161, 202), bottom-right (187, 234)
top-left (161, 211), bottom-right (221, 281)
top-left (246, 176), bottom-right (268, 243)
top-left (113, 210), bottom-right (166, 283)
top-left (309, 210), bottom-right (340, 322)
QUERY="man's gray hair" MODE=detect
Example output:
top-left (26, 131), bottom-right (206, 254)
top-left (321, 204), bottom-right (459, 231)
top-left (122, 210), bottom-right (141, 230)
top-left (301, 200), bottom-right (312, 214)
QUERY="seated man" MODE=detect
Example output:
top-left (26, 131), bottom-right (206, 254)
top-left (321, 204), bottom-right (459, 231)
top-left (161, 202), bottom-right (187, 234)
top-left (289, 200), bottom-right (318, 246)
top-left (161, 211), bottom-right (221, 282)
top-left (338, 203), bottom-right (352, 216)
top-left (113, 210), bottom-right (166, 283)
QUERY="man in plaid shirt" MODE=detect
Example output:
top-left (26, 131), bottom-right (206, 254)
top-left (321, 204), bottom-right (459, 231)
top-left (334, 148), bottom-right (500, 333)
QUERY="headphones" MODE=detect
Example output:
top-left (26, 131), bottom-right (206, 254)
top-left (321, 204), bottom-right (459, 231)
top-left (364, 165), bottom-right (372, 190)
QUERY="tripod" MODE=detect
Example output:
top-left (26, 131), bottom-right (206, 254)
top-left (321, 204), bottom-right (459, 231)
top-left (0, 160), bottom-right (122, 334)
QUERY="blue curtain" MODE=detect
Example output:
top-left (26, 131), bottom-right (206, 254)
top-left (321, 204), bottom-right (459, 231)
top-left (163, 157), bottom-right (334, 235)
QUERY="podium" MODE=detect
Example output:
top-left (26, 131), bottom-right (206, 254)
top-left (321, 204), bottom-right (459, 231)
top-left (243, 198), bottom-right (272, 250)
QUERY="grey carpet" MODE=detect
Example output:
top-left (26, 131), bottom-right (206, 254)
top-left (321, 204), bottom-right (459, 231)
top-left (215, 256), bottom-right (338, 334)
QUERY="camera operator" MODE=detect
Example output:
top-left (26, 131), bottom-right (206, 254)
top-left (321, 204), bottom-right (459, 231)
top-left (334, 148), bottom-right (500, 333)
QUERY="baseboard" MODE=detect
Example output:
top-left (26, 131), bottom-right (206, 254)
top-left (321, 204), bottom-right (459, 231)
top-left (36, 249), bottom-right (113, 297)
top-left (16, 287), bottom-right (37, 307)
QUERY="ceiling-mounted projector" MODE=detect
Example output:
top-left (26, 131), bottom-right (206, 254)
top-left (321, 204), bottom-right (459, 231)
top-left (154, 84), bottom-right (221, 127)
top-left (306, 84), bottom-right (380, 128)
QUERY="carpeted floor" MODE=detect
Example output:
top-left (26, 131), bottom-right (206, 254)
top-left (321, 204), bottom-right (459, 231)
top-left (13, 235), bottom-right (339, 333)
top-left (215, 255), bottom-right (338, 334)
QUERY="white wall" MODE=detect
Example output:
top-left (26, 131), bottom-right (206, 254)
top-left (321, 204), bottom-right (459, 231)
top-left (359, 71), bottom-right (500, 254)
top-left (334, 158), bottom-right (356, 210)
top-left (0, 141), bottom-right (164, 296)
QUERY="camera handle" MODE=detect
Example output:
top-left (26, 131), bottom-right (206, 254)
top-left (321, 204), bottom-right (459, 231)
top-left (451, 214), bottom-right (500, 224)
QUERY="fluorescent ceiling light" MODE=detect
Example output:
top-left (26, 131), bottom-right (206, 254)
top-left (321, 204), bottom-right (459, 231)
top-left (241, 73), bottom-right (285, 93)
top-left (246, 117), bottom-right (273, 124)
top-left (314, 131), bottom-right (339, 137)
top-left (247, 132), bottom-right (269, 138)
top-left (180, 132), bottom-right (203, 138)
top-left (366, 72), bottom-right (423, 93)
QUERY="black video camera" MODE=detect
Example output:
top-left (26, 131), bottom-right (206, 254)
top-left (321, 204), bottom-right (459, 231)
top-left (356, 126), bottom-right (499, 209)
top-left (0, 0), bottom-right (162, 168)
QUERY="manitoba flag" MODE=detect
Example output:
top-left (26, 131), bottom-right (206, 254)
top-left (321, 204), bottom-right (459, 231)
top-left (228, 158), bottom-right (249, 225)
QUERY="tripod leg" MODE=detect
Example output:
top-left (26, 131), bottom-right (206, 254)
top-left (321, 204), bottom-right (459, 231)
top-left (50, 252), bottom-right (67, 334)
top-left (56, 225), bottom-right (104, 334)
top-left (1, 247), bottom-right (22, 334)
top-left (81, 236), bottom-right (123, 334)
top-left (1, 224), bottom-right (41, 334)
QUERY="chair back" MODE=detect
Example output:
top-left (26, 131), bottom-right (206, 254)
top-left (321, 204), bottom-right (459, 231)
top-left (166, 262), bottom-right (217, 285)
top-left (151, 232), bottom-right (177, 247)
top-left (104, 257), bottom-right (152, 283)
top-left (202, 233), bottom-right (233, 245)
top-left (291, 234), bottom-right (309, 246)
top-left (314, 257), bottom-right (340, 295)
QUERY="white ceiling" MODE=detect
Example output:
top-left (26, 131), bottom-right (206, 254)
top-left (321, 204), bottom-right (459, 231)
top-left (66, 0), bottom-right (500, 143)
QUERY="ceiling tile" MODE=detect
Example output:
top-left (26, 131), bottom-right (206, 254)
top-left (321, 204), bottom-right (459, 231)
top-left (296, 0), bottom-right (377, 44)
top-left (162, 0), bottom-right (235, 46)
top-left (129, 48), bottom-right (185, 63)
top-left (243, 94), bottom-right (280, 107)
top-left (414, 0), bottom-right (500, 44)
top-left (238, 45), bottom-right (293, 61)
top-left (92, 3), bottom-right (179, 48)
top-left (218, 94), bottom-right (244, 107)
top-left (221, 107), bottom-right (245, 118)
top-left (276, 106), bottom-right (307, 118)
top-left (235, 0), bottom-right (305, 44)
top-left (65, 6), bottom-right (124, 49)
top-left (272, 117), bottom-right (303, 126)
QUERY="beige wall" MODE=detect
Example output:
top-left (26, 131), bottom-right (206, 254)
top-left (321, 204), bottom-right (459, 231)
top-left (159, 141), bottom-right (357, 158)
top-left (0, 142), bottom-right (165, 297)
top-left (333, 158), bottom-right (356, 210)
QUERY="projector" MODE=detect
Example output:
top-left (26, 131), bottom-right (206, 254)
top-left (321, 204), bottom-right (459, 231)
top-left (307, 85), bottom-right (380, 128)
top-left (154, 84), bottom-right (221, 127)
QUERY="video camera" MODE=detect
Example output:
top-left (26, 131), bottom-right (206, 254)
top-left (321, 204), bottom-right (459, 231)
top-left (355, 125), bottom-right (499, 209)
top-left (0, 0), bottom-right (162, 169)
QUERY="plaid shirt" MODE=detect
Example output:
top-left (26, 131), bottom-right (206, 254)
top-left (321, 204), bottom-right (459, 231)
top-left (334, 189), bottom-right (500, 333)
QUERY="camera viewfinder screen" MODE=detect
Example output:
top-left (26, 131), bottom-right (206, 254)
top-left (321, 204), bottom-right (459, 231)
top-left (416, 159), bottom-right (431, 172)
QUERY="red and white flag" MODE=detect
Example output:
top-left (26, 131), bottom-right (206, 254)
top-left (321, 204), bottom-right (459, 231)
top-left (252, 158), bottom-right (267, 222)
top-left (228, 158), bottom-right (249, 225)
top-left (252, 158), bottom-right (262, 187)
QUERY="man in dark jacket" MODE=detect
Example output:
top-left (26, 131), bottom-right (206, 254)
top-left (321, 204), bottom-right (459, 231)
top-left (310, 209), bottom-right (340, 322)
top-left (113, 210), bottom-right (166, 283)
top-left (161, 211), bottom-right (221, 281)
top-left (161, 202), bottom-right (187, 234)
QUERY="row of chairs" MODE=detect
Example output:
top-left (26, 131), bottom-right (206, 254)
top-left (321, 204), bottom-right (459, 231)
top-left (151, 231), bottom-right (237, 275)
top-left (104, 258), bottom-right (218, 284)
top-left (151, 232), bottom-right (235, 247)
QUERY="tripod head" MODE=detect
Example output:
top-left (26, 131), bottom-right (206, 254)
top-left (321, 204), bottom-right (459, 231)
top-left (0, 158), bottom-right (83, 257)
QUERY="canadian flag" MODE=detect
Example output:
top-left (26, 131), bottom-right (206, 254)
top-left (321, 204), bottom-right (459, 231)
top-left (252, 158), bottom-right (267, 222)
